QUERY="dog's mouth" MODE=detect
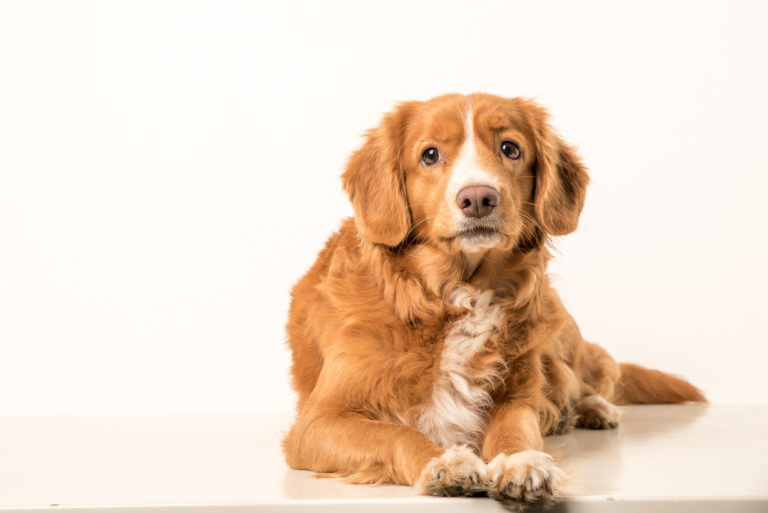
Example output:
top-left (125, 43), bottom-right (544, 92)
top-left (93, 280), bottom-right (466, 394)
top-left (440, 222), bottom-right (502, 243)
top-left (455, 226), bottom-right (500, 240)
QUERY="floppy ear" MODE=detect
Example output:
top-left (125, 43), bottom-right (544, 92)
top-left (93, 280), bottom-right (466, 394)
top-left (531, 110), bottom-right (590, 236)
top-left (341, 104), bottom-right (413, 247)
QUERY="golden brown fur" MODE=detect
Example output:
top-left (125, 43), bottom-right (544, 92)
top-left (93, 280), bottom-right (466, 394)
top-left (283, 93), bottom-right (704, 508)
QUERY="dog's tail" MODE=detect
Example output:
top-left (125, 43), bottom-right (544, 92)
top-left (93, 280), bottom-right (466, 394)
top-left (613, 363), bottom-right (706, 405)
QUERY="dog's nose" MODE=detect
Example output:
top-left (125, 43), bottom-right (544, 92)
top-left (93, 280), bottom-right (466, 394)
top-left (456, 185), bottom-right (500, 218)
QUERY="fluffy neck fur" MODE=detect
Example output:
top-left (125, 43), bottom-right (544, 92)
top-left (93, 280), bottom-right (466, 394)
top-left (359, 232), bottom-right (553, 327)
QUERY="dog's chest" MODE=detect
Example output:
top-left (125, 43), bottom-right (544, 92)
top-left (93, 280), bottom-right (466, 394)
top-left (414, 290), bottom-right (504, 449)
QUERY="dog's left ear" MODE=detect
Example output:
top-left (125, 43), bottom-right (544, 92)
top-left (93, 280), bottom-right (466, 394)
top-left (528, 104), bottom-right (590, 236)
top-left (341, 103), bottom-right (414, 247)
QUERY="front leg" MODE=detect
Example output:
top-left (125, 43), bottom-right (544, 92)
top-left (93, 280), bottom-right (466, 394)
top-left (284, 403), bottom-right (487, 496)
top-left (482, 402), bottom-right (566, 509)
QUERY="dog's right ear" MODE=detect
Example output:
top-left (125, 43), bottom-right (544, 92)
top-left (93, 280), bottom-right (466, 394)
top-left (342, 103), bottom-right (414, 247)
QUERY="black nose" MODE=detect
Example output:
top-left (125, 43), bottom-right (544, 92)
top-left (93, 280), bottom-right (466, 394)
top-left (456, 186), bottom-right (500, 218)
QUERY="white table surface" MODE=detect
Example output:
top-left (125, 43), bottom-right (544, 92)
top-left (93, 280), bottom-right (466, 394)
top-left (1, 404), bottom-right (766, 512)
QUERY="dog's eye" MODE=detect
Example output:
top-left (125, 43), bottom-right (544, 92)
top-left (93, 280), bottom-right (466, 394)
top-left (421, 147), bottom-right (440, 166)
top-left (501, 141), bottom-right (521, 160)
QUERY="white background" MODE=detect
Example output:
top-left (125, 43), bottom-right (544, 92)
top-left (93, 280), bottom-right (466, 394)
top-left (1, 0), bottom-right (766, 415)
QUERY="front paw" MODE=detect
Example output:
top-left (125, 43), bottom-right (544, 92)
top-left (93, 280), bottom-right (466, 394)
top-left (487, 450), bottom-right (565, 510)
top-left (416, 446), bottom-right (488, 497)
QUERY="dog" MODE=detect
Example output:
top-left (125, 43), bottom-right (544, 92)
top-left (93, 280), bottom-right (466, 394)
top-left (283, 93), bottom-right (705, 509)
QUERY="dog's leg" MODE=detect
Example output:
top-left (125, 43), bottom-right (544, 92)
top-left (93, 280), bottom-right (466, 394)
top-left (481, 402), bottom-right (566, 509)
top-left (284, 409), bottom-right (487, 496)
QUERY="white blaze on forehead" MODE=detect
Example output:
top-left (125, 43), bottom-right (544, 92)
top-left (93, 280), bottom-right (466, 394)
top-left (445, 102), bottom-right (500, 211)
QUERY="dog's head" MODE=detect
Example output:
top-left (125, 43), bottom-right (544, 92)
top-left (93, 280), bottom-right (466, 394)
top-left (342, 93), bottom-right (589, 255)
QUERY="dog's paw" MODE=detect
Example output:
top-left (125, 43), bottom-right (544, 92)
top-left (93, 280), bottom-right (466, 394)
top-left (574, 394), bottom-right (621, 430)
top-left (487, 450), bottom-right (565, 509)
top-left (415, 446), bottom-right (488, 497)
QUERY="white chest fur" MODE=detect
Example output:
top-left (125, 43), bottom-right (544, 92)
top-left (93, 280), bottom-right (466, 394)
top-left (415, 289), bottom-right (503, 448)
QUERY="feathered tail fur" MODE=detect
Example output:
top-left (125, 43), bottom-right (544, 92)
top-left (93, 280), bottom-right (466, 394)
top-left (613, 363), bottom-right (706, 405)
